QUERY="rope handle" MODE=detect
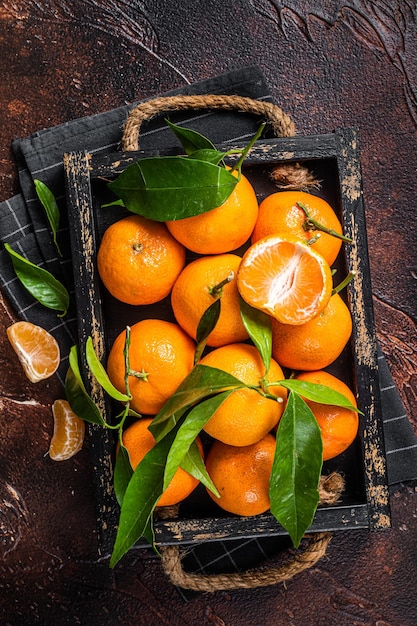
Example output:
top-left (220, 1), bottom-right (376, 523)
top-left (121, 93), bottom-right (318, 189)
top-left (121, 93), bottom-right (296, 151)
top-left (158, 473), bottom-right (344, 591)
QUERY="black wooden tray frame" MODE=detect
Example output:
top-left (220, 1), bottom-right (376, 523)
top-left (64, 128), bottom-right (391, 557)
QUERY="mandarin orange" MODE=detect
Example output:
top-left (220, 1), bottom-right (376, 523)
top-left (295, 370), bottom-right (359, 461)
top-left (271, 293), bottom-right (352, 371)
top-left (6, 321), bottom-right (60, 383)
top-left (121, 418), bottom-right (203, 506)
top-left (107, 319), bottom-right (195, 415)
top-left (166, 168), bottom-right (258, 254)
top-left (49, 399), bottom-right (85, 461)
top-left (237, 234), bottom-right (333, 325)
top-left (205, 433), bottom-right (276, 516)
top-left (252, 191), bottom-right (344, 265)
top-left (97, 214), bottom-right (185, 305)
top-left (200, 343), bottom-right (287, 446)
top-left (171, 253), bottom-right (248, 347)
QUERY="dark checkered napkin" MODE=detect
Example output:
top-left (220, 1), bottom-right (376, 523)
top-left (0, 65), bottom-right (415, 598)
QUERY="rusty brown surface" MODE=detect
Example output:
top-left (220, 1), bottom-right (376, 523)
top-left (0, 2), bottom-right (416, 624)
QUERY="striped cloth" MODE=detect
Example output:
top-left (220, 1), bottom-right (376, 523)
top-left (0, 66), bottom-right (415, 597)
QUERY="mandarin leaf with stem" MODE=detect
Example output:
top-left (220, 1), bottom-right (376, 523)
top-left (85, 336), bottom-right (131, 403)
top-left (34, 179), bottom-right (62, 256)
top-left (270, 391), bottom-right (323, 548)
top-left (5, 243), bottom-right (70, 316)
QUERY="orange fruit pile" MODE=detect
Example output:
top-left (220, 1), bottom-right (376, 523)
top-left (100, 175), bottom-right (356, 512)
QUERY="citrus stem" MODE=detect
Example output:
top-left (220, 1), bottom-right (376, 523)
top-left (247, 383), bottom-right (285, 403)
top-left (229, 122), bottom-right (266, 174)
top-left (332, 271), bottom-right (356, 295)
top-left (208, 271), bottom-right (234, 298)
top-left (296, 202), bottom-right (352, 243)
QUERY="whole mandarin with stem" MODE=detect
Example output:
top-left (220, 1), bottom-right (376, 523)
top-left (97, 214), bottom-right (185, 305)
top-left (171, 253), bottom-right (248, 347)
top-left (251, 190), bottom-right (348, 265)
top-left (200, 343), bottom-right (287, 446)
top-left (107, 319), bottom-right (195, 415)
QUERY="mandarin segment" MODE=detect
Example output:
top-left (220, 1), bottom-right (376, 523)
top-left (237, 234), bottom-right (333, 325)
top-left (121, 418), bottom-right (203, 506)
top-left (252, 191), bottom-right (344, 265)
top-left (166, 169), bottom-right (258, 254)
top-left (97, 214), bottom-right (185, 305)
top-left (295, 371), bottom-right (359, 461)
top-left (49, 400), bottom-right (85, 461)
top-left (271, 293), bottom-right (352, 371)
top-left (171, 253), bottom-right (248, 347)
top-left (205, 434), bottom-right (276, 516)
top-left (6, 321), bottom-right (60, 383)
top-left (200, 343), bottom-right (287, 446)
top-left (107, 319), bottom-right (195, 415)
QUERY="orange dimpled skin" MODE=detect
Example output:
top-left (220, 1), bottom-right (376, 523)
top-left (97, 214), bottom-right (185, 305)
top-left (171, 253), bottom-right (248, 347)
top-left (200, 343), bottom-right (287, 446)
top-left (252, 191), bottom-right (344, 265)
top-left (122, 418), bottom-right (203, 506)
top-left (271, 293), bottom-right (352, 371)
top-left (166, 170), bottom-right (259, 254)
top-left (106, 319), bottom-right (195, 415)
top-left (296, 370), bottom-right (359, 461)
top-left (205, 434), bottom-right (276, 516)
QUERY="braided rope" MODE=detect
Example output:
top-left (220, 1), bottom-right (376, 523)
top-left (158, 473), bottom-right (344, 591)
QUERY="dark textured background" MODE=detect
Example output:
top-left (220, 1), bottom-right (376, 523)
top-left (0, 2), bottom-right (416, 624)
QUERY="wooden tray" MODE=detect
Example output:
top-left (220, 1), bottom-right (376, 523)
top-left (64, 128), bottom-right (391, 556)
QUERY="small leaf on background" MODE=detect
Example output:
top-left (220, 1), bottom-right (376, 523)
top-left (148, 364), bottom-right (245, 440)
top-left (5, 243), bottom-right (70, 315)
top-left (239, 297), bottom-right (272, 372)
top-left (269, 391), bottom-right (323, 548)
top-left (107, 156), bottom-right (237, 221)
top-left (113, 441), bottom-right (134, 506)
top-left (110, 428), bottom-right (177, 567)
top-left (34, 179), bottom-right (62, 256)
top-left (280, 379), bottom-right (360, 412)
top-left (164, 120), bottom-right (217, 154)
top-left (194, 298), bottom-right (221, 364)
top-left (85, 337), bottom-right (130, 402)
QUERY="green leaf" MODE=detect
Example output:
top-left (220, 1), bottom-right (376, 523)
top-left (64, 366), bottom-right (106, 426)
top-left (107, 156), bottom-right (238, 221)
top-left (5, 243), bottom-right (70, 315)
top-left (239, 297), bottom-right (272, 372)
top-left (188, 149), bottom-right (228, 165)
top-left (113, 441), bottom-right (133, 506)
top-left (194, 299), bottom-right (221, 364)
top-left (148, 364), bottom-right (245, 441)
top-left (164, 119), bottom-right (217, 154)
top-left (85, 337), bottom-right (130, 403)
top-left (110, 428), bottom-right (177, 567)
top-left (180, 440), bottom-right (219, 497)
top-left (269, 392), bottom-right (323, 548)
top-left (280, 379), bottom-right (361, 412)
top-left (34, 179), bottom-right (62, 256)
top-left (163, 391), bottom-right (233, 496)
